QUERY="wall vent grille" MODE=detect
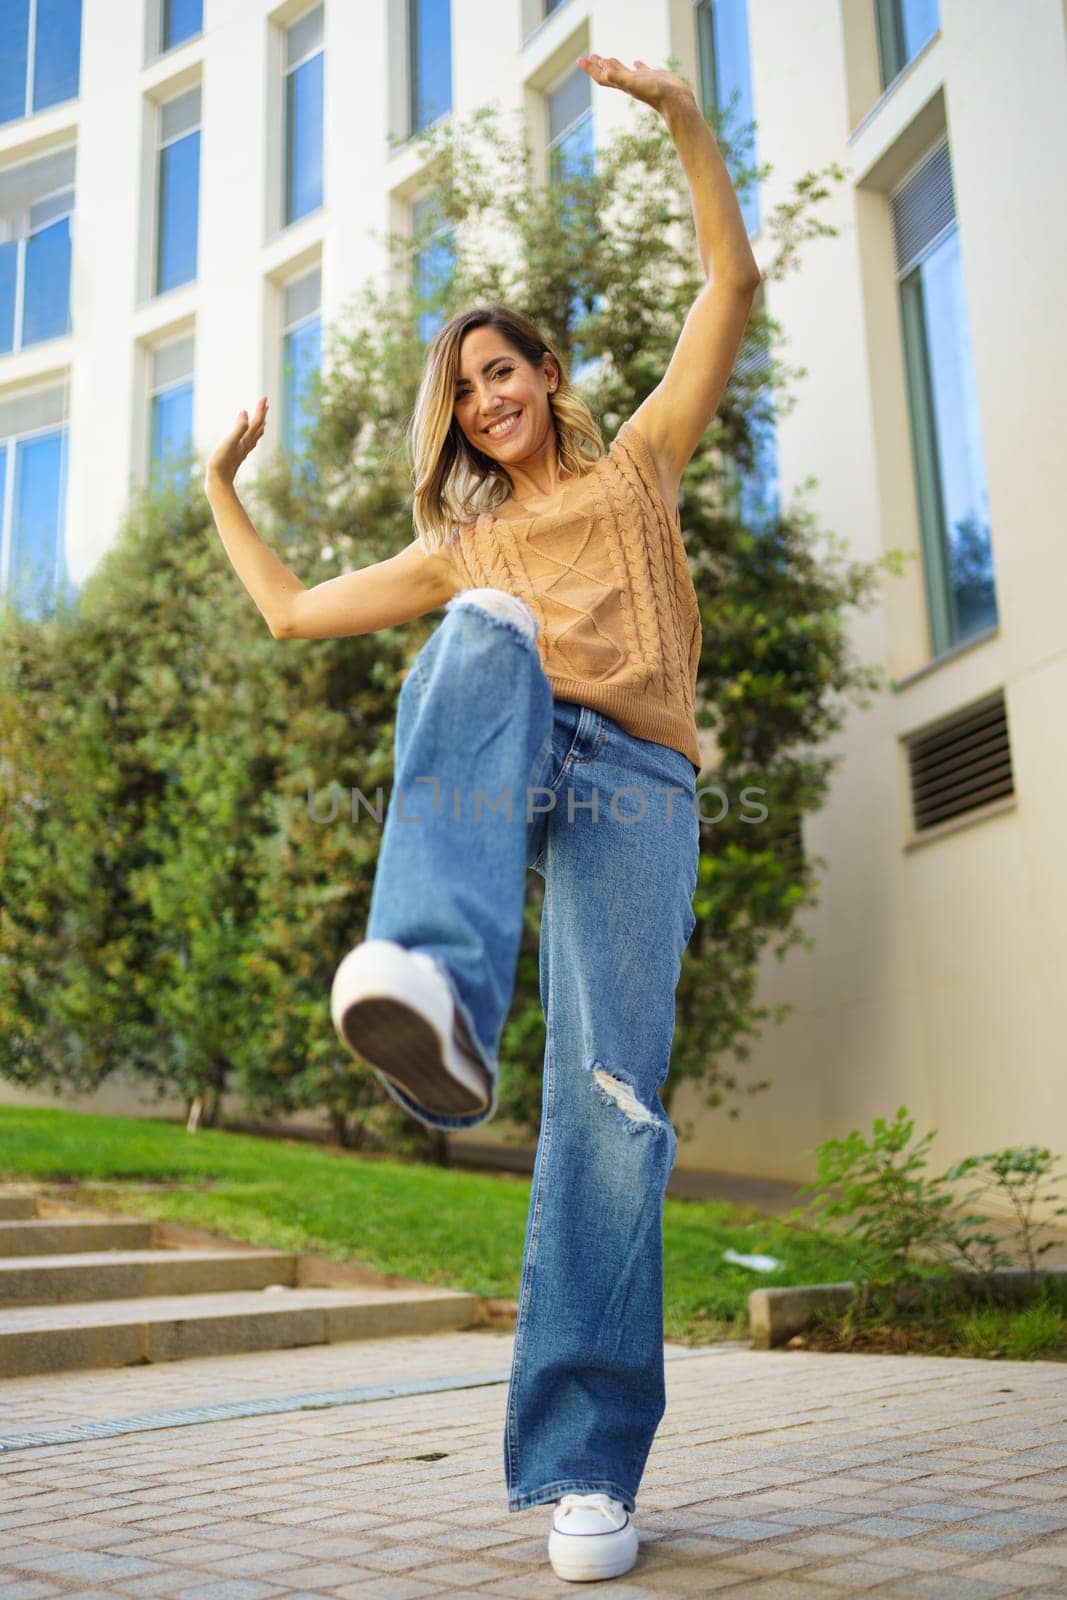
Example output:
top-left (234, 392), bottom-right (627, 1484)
top-left (907, 692), bottom-right (1013, 833)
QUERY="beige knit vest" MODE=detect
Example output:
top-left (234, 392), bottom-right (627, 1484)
top-left (443, 420), bottom-right (703, 776)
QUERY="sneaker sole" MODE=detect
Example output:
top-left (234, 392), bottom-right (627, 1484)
top-left (331, 945), bottom-right (491, 1117)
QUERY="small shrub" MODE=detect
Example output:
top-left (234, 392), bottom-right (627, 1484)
top-left (945, 1145), bottom-right (1067, 1275)
top-left (788, 1108), bottom-right (1066, 1327)
top-left (787, 1106), bottom-right (1004, 1291)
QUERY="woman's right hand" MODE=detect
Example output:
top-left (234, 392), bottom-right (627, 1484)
top-left (205, 396), bottom-right (268, 491)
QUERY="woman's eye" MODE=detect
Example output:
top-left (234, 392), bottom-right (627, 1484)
top-left (493, 367), bottom-right (512, 380)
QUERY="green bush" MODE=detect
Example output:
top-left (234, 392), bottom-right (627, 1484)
top-left (789, 1106), bottom-right (1066, 1317)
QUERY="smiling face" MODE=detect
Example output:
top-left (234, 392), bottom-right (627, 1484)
top-left (452, 325), bottom-right (560, 471)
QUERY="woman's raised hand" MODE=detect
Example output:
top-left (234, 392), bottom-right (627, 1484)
top-left (206, 396), bottom-right (268, 491)
top-left (576, 55), bottom-right (695, 115)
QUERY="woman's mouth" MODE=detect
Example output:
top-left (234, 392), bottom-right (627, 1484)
top-left (484, 411), bottom-right (521, 440)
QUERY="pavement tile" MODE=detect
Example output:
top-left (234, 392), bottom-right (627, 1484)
top-left (860, 1545), bottom-right (971, 1572)
top-left (1005, 1592), bottom-right (1067, 1599)
top-left (112, 1578), bottom-right (235, 1599)
top-left (173, 1583), bottom-right (292, 1600)
top-left (801, 1557), bottom-right (915, 1586)
top-left (679, 1581), bottom-right (830, 1600)
top-left (289, 1566), bottom-right (383, 1588)
top-left (703, 1548), bottom-right (814, 1576)
top-left (989, 1480), bottom-right (1067, 1500)
top-left (959, 1558), bottom-right (1067, 1588)
top-left (346, 1545), bottom-right (464, 1574)
top-left (332, 1581), bottom-right (450, 1600)
top-left (696, 1518), bottom-right (804, 1541)
top-left (3, 1332), bottom-right (1067, 1597)
top-left (405, 1558), bottom-right (516, 1585)
top-left (896, 1500), bottom-right (1004, 1522)
top-left (773, 1532), bottom-right (879, 1557)
top-left (1017, 1542), bottom-right (1067, 1566)
top-left (828, 1514), bottom-right (937, 1537)
top-left (928, 1527), bottom-right (1025, 1552)
top-left (974, 1509), bottom-right (1067, 1533)
top-left (874, 1578), bottom-right (1018, 1600)
top-left (129, 1540), bottom-right (256, 1565)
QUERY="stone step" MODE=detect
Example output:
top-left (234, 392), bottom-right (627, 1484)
top-left (0, 1218), bottom-right (155, 1256)
top-left (0, 1284), bottom-right (481, 1378)
top-left (0, 1194), bottom-right (37, 1221)
top-left (0, 1248), bottom-right (298, 1307)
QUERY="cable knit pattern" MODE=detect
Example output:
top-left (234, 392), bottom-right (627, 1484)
top-left (443, 420), bottom-right (703, 775)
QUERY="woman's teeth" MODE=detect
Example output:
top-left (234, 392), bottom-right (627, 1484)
top-left (486, 412), bottom-right (520, 439)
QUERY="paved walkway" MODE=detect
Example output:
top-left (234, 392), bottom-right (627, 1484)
top-left (1, 1330), bottom-right (1066, 1599)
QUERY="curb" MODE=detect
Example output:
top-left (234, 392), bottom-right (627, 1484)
top-left (750, 1265), bottom-right (1067, 1349)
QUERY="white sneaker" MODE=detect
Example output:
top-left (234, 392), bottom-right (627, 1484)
top-left (547, 1493), bottom-right (639, 1582)
top-left (330, 939), bottom-right (491, 1116)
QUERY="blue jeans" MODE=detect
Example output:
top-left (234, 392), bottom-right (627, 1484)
top-left (365, 589), bottom-right (700, 1513)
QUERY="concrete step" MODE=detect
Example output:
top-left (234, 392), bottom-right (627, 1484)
top-left (0, 1218), bottom-right (155, 1256)
top-left (0, 1193), bottom-right (37, 1221)
top-left (0, 1248), bottom-right (298, 1307)
top-left (0, 1284), bottom-right (481, 1378)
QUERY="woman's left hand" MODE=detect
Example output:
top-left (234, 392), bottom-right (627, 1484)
top-left (576, 54), bottom-right (695, 115)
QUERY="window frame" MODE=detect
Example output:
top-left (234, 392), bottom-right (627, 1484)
top-left (282, 4), bottom-right (325, 230)
top-left (1, 0), bottom-right (84, 127)
top-left (146, 0), bottom-right (204, 63)
top-left (146, 330), bottom-right (196, 488)
top-left (891, 136), bottom-right (997, 657)
top-left (0, 386), bottom-right (70, 619)
top-left (279, 263), bottom-right (323, 460)
top-left (153, 84), bottom-right (202, 297)
top-left (545, 62), bottom-right (593, 187)
top-left (693, 0), bottom-right (762, 238)
top-left (407, 0), bottom-right (453, 138)
top-left (874, 0), bottom-right (940, 91)
top-left (0, 146), bottom-right (77, 355)
top-left (410, 192), bottom-right (455, 344)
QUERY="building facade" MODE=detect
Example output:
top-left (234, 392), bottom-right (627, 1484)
top-left (2, 0), bottom-right (1065, 1185)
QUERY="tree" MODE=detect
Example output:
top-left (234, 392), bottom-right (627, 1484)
top-left (0, 93), bottom-right (904, 1152)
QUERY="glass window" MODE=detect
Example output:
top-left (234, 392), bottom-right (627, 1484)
top-left (0, 385), bottom-right (70, 621)
top-left (0, 147), bottom-right (75, 353)
top-left (281, 267), bottom-right (321, 468)
top-left (875, 0), bottom-right (939, 88)
top-left (285, 6), bottom-right (324, 226)
top-left (156, 87), bottom-right (200, 294)
top-left (545, 69), bottom-right (597, 358)
top-left (695, 0), bottom-right (760, 236)
top-left (547, 66), bottom-right (593, 184)
top-left (148, 334), bottom-right (195, 489)
top-left (162, 0), bottom-right (203, 52)
top-left (728, 287), bottom-right (779, 534)
top-left (412, 195), bottom-right (454, 344)
top-left (409, 0), bottom-right (452, 135)
top-left (1, 0), bottom-right (82, 126)
top-left (893, 138), bottom-right (996, 653)
top-left (32, 0), bottom-right (82, 112)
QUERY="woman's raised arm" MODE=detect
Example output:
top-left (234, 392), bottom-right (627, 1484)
top-left (577, 55), bottom-right (762, 514)
top-left (204, 398), bottom-right (455, 639)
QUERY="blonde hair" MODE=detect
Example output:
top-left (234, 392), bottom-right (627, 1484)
top-left (409, 304), bottom-right (604, 552)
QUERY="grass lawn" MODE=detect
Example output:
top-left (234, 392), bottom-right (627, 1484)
top-left (2, 1107), bottom-right (1062, 1356)
top-left (0, 1106), bottom-right (859, 1344)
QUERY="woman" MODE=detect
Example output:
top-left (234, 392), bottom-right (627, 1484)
top-left (206, 53), bottom-right (760, 1585)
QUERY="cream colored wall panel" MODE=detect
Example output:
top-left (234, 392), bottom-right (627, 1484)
top-left (67, 0), bottom-right (145, 583)
top-left (939, 0), bottom-right (1067, 673)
